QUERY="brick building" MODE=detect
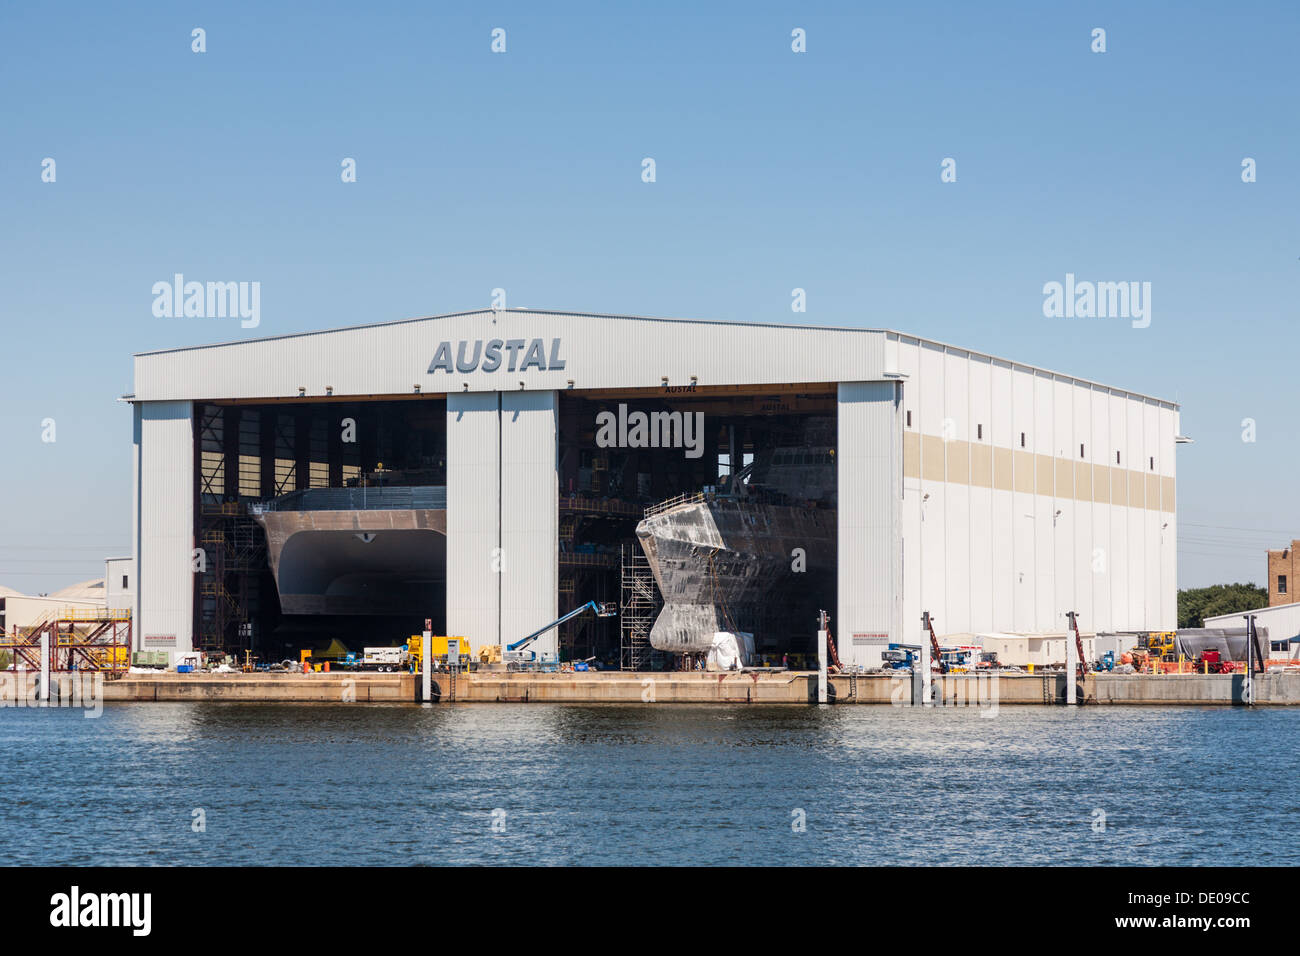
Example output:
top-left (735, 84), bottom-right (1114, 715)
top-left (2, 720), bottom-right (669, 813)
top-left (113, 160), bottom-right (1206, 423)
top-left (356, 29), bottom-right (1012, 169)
top-left (1267, 540), bottom-right (1300, 605)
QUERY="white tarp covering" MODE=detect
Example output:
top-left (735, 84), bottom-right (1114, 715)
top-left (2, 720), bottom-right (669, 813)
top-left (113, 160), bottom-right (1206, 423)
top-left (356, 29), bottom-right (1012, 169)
top-left (705, 631), bottom-right (754, 671)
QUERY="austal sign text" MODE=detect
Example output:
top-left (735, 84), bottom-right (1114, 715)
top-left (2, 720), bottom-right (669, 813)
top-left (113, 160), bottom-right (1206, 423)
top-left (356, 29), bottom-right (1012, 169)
top-left (428, 338), bottom-right (565, 374)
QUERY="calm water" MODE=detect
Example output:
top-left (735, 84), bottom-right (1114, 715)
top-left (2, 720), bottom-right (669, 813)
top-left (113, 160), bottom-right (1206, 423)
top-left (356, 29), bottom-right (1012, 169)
top-left (1, 703), bottom-right (1295, 866)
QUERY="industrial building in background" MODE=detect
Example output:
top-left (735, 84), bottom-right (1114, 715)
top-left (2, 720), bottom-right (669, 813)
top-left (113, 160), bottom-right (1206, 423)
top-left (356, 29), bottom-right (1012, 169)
top-left (1267, 539), bottom-right (1300, 606)
top-left (0, 559), bottom-right (133, 635)
top-left (123, 309), bottom-right (1182, 668)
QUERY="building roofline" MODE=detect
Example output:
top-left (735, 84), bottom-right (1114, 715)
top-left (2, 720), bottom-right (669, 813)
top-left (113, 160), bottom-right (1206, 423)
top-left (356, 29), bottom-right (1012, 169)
top-left (131, 307), bottom-right (1180, 410)
top-left (131, 308), bottom-right (886, 357)
top-left (883, 331), bottom-right (1179, 409)
top-left (1205, 601), bottom-right (1300, 620)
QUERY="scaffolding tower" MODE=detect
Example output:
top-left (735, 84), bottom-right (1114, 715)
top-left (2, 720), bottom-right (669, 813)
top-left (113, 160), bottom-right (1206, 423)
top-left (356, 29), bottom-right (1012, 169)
top-left (195, 502), bottom-right (266, 658)
top-left (620, 542), bottom-right (660, 671)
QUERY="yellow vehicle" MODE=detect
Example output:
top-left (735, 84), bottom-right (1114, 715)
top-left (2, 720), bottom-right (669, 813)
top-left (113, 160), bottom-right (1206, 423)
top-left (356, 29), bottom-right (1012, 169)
top-left (84, 646), bottom-right (127, 667)
top-left (407, 634), bottom-right (470, 669)
top-left (1138, 631), bottom-right (1178, 661)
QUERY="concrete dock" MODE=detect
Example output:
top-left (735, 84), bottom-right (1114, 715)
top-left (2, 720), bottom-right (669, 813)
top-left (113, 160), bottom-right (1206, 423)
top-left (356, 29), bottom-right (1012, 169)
top-left (5, 669), bottom-right (1296, 705)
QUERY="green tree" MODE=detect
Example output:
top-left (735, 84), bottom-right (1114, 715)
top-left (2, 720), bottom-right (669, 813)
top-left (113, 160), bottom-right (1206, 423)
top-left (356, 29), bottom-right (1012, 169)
top-left (1177, 583), bottom-right (1268, 628)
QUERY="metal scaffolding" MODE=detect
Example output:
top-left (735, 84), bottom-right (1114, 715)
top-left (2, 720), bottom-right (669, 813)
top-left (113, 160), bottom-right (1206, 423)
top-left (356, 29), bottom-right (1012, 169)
top-left (1, 608), bottom-right (132, 674)
top-left (620, 542), bottom-right (659, 671)
top-left (195, 502), bottom-right (265, 658)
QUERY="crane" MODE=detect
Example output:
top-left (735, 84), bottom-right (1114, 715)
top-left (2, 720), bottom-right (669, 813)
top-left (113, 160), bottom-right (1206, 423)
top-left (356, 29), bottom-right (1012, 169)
top-left (506, 601), bottom-right (618, 663)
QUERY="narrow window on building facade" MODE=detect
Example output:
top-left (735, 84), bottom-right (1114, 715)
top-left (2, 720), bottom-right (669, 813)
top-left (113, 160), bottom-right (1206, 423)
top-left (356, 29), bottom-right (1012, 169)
top-left (1280, 575), bottom-right (1288, 596)
top-left (122, 575), bottom-right (129, 589)
top-left (977, 424), bottom-right (983, 439)
top-left (906, 410), bottom-right (912, 427)
top-left (1020, 432), bottom-right (1025, 448)
top-left (1116, 451), bottom-right (1121, 465)
top-left (1080, 443), bottom-right (1085, 458)
top-left (1149, 456), bottom-right (1154, 470)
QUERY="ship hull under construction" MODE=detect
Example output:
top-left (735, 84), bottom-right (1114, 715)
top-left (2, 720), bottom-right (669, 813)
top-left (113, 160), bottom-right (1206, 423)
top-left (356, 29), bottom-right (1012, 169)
top-left (636, 497), bottom-right (835, 654)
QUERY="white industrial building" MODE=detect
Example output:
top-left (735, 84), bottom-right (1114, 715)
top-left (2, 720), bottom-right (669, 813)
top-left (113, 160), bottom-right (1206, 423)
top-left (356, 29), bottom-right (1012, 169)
top-left (1205, 603), bottom-right (1300, 660)
top-left (125, 309), bottom-right (1181, 667)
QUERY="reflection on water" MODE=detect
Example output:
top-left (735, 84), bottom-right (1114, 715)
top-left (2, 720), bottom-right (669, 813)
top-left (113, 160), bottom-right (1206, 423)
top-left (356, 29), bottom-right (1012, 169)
top-left (0, 703), bottom-right (1295, 866)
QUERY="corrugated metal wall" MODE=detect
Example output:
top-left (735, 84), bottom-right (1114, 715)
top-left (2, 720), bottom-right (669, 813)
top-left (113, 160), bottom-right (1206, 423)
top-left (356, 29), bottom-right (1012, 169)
top-left (893, 334), bottom-right (1177, 638)
top-left (837, 382), bottom-right (902, 667)
top-left (500, 392), bottom-right (559, 656)
top-left (445, 393), bottom-right (501, 648)
top-left (131, 403), bottom-right (142, 646)
top-left (136, 401), bottom-right (194, 656)
top-left (445, 391), bottom-right (558, 653)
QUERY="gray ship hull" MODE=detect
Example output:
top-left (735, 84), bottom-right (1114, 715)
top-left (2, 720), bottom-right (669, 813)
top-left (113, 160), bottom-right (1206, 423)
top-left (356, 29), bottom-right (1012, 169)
top-left (636, 497), bottom-right (835, 654)
top-left (252, 488), bottom-right (446, 617)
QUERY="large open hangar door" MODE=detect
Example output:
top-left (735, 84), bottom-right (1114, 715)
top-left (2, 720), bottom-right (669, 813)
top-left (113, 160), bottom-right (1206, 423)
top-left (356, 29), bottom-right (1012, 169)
top-left (556, 383), bottom-right (837, 669)
top-left (192, 397), bottom-right (448, 663)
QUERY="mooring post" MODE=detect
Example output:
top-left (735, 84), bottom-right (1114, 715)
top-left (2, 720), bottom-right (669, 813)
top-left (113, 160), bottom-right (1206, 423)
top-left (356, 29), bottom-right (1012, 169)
top-left (816, 610), bottom-right (828, 704)
top-left (919, 612), bottom-right (935, 707)
top-left (1065, 630), bottom-right (1077, 705)
top-left (1244, 614), bottom-right (1256, 706)
top-left (921, 646), bottom-right (932, 708)
top-left (421, 618), bottom-right (432, 703)
top-left (39, 631), bottom-right (50, 704)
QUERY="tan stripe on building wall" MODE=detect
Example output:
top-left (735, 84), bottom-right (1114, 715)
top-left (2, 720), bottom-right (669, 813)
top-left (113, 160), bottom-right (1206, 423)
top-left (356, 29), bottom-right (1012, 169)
top-left (971, 443), bottom-right (992, 489)
top-left (947, 439), bottom-right (970, 484)
top-left (921, 435), bottom-right (945, 482)
top-left (1036, 455), bottom-right (1053, 497)
top-left (993, 447), bottom-right (1012, 492)
top-left (1075, 460), bottom-right (1092, 500)
top-left (1055, 458), bottom-right (1073, 500)
top-left (902, 430), bottom-right (1174, 513)
top-left (1014, 450), bottom-right (1035, 494)
top-left (1092, 464), bottom-right (1110, 504)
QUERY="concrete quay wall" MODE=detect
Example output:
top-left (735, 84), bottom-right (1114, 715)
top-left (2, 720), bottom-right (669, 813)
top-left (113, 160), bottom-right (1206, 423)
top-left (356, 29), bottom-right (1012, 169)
top-left (3, 670), bottom-right (1297, 705)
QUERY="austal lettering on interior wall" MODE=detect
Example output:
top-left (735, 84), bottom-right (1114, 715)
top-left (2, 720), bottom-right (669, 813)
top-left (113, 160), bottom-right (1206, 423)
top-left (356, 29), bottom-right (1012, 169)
top-left (428, 338), bottom-right (565, 374)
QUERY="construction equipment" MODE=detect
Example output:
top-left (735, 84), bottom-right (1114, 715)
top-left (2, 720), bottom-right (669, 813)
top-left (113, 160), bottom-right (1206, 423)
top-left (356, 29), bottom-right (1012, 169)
top-left (882, 646), bottom-right (915, 670)
top-left (1196, 650), bottom-right (1236, 674)
top-left (407, 634), bottom-right (470, 670)
top-left (921, 611), bottom-right (945, 673)
top-left (1137, 630), bottom-right (1178, 662)
top-left (564, 656), bottom-right (599, 672)
top-left (506, 601), bottom-right (617, 664)
top-left (359, 646), bottom-right (409, 672)
top-left (1096, 650), bottom-right (1115, 672)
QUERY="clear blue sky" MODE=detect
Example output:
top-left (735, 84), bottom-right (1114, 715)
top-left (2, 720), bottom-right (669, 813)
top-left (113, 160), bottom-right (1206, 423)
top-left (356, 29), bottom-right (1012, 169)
top-left (2, 1), bottom-right (1296, 594)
